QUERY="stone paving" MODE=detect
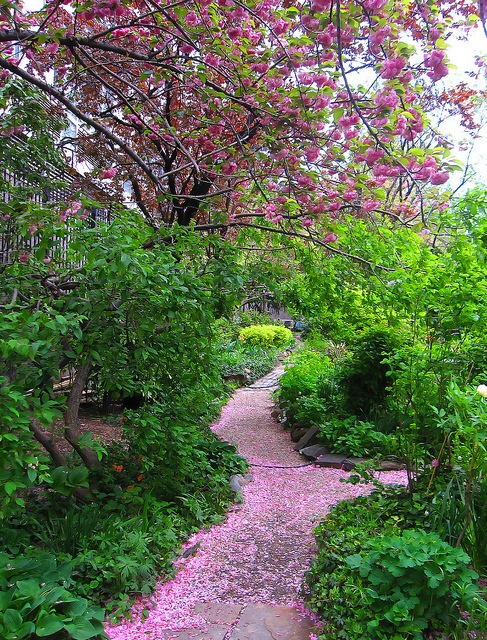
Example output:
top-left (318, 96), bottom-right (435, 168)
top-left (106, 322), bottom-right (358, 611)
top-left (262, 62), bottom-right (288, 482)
top-left (247, 365), bottom-right (285, 389)
top-left (107, 363), bottom-right (333, 640)
top-left (154, 602), bottom-right (315, 640)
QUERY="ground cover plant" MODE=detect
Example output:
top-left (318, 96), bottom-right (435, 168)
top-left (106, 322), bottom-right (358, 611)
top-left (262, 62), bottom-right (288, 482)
top-left (306, 486), bottom-right (487, 640)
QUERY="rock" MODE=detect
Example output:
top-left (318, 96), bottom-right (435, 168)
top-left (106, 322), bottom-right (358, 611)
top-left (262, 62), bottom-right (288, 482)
top-left (299, 444), bottom-right (329, 460)
top-left (229, 603), bottom-right (316, 640)
top-left (378, 460), bottom-right (406, 471)
top-left (290, 427), bottom-right (309, 443)
top-left (341, 457), bottom-right (367, 471)
top-left (230, 474), bottom-right (245, 493)
top-left (193, 602), bottom-right (243, 625)
top-left (293, 426), bottom-right (320, 451)
top-left (313, 454), bottom-right (348, 468)
top-left (270, 408), bottom-right (281, 422)
top-left (181, 541), bottom-right (202, 558)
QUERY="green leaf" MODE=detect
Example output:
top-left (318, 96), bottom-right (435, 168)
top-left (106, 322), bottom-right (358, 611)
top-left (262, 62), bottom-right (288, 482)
top-left (67, 466), bottom-right (89, 486)
top-left (3, 609), bottom-right (23, 633)
top-left (4, 482), bottom-right (17, 496)
top-left (35, 614), bottom-right (65, 637)
top-left (64, 617), bottom-right (98, 640)
top-left (62, 599), bottom-right (88, 618)
top-left (15, 579), bottom-right (40, 598)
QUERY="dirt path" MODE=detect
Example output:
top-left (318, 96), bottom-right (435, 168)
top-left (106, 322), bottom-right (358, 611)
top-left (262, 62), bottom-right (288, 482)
top-left (107, 369), bottom-right (406, 640)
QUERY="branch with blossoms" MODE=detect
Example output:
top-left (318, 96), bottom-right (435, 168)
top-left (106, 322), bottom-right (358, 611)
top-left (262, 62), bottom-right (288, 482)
top-left (0, 0), bottom-right (480, 239)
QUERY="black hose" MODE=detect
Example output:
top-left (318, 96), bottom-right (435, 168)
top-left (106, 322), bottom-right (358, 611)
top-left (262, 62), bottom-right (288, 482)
top-left (249, 461), bottom-right (314, 469)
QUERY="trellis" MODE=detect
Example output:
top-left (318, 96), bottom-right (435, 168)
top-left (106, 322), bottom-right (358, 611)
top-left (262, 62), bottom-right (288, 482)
top-left (1, 138), bottom-right (113, 264)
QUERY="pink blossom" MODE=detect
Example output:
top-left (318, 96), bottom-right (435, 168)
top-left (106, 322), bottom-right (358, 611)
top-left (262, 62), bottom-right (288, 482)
top-left (418, 228), bottom-right (432, 242)
top-left (44, 42), bottom-right (59, 54)
top-left (343, 189), bottom-right (358, 202)
top-left (323, 232), bottom-right (338, 243)
top-left (364, 0), bottom-right (387, 12)
top-left (430, 171), bottom-right (449, 185)
top-left (28, 225), bottom-right (37, 234)
top-left (431, 459), bottom-right (439, 468)
top-left (185, 11), bottom-right (199, 26)
top-left (364, 148), bottom-right (385, 167)
top-left (369, 25), bottom-right (391, 48)
top-left (100, 167), bottom-right (117, 179)
top-left (374, 89), bottom-right (399, 110)
top-left (208, 124), bottom-right (224, 135)
top-left (273, 19), bottom-right (289, 35)
top-left (429, 27), bottom-right (441, 42)
top-left (301, 217), bottom-right (314, 227)
top-left (305, 146), bottom-right (320, 162)
top-left (424, 50), bottom-right (449, 80)
top-left (312, 0), bottom-right (332, 10)
top-left (427, 64), bottom-right (448, 81)
top-left (317, 32), bottom-right (332, 47)
top-left (19, 252), bottom-right (29, 262)
top-left (362, 199), bottom-right (380, 213)
top-left (227, 27), bottom-right (242, 40)
top-left (43, 257), bottom-right (51, 264)
top-left (222, 162), bottom-right (237, 175)
top-left (380, 57), bottom-right (406, 80)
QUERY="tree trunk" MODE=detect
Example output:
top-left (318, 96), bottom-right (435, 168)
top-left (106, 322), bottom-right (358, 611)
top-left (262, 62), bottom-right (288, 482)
top-left (29, 419), bottom-right (68, 467)
top-left (63, 357), bottom-right (100, 470)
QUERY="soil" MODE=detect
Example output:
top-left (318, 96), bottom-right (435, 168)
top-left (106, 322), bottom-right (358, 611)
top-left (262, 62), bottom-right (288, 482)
top-left (50, 403), bottom-right (123, 453)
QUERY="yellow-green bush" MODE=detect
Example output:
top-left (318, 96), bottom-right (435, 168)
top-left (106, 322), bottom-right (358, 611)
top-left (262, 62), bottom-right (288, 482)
top-left (239, 324), bottom-right (293, 348)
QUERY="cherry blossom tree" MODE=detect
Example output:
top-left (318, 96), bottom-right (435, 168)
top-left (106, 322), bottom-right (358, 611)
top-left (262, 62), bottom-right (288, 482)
top-left (0, 0), bottom-right (482, 244)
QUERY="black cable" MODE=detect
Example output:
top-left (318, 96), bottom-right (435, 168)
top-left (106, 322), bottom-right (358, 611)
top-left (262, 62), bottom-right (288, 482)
top-left (249, 461), bottom-right (314, 469)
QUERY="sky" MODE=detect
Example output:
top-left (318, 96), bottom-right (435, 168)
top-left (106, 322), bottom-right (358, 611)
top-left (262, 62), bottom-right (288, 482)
top-left (445, 26), bottom-right (487, 191)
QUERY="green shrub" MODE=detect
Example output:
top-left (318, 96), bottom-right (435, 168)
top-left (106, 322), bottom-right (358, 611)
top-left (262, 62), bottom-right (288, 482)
top-left (347, 529), bottom-right (486, 639)
top-left (218, 343), bottom-right (279, 384)
top-left (276, 350), bottom-right (333, 424)
top-left (239, 324), bottom-right (293, 348)
top-left (307, 491), bottom-right (487, 640)
top-left (0, 551), bottom-right (107, 640)
top-left (338, 329), bottom-right (399, 421)
top-left (318, 417), bottom-right (397, 457)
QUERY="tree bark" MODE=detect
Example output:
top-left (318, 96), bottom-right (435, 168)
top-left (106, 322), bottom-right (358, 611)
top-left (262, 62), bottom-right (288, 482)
top-left (29, 419), bottom-right (68, 467)
top-left (63, 357), bottom-right (101, 469)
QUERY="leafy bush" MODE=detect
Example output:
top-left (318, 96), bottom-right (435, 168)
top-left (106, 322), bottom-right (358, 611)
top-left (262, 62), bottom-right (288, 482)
top-left (239, 324), bottom-right (293, 348)
top-left (1, 392), bottom-right (247, 618)
top-left (307, 490), bottom-right (487, 640)
top-left (318, 417), bottom-right (397, 457)
top-left (347, 529), bottom-right (486, 639)
top-left (213, 311), bottom-right (278, 344)
top-left (0, 551), bottom-right (107, 640)
top-left (338, 329), bottom-right (399, 421)
top-left (276, 350), bottom-right (333, 424)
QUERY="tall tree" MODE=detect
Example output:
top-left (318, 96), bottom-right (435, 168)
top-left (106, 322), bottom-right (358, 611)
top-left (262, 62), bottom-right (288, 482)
top-left (0, 0), bottom-right (481, 243)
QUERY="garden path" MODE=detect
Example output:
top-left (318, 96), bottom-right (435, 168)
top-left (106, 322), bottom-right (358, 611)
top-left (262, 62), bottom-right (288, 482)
top-left (106, 366), bottom-right (406, 640)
